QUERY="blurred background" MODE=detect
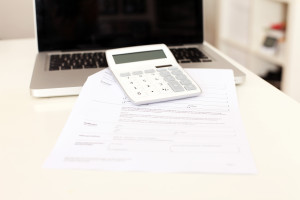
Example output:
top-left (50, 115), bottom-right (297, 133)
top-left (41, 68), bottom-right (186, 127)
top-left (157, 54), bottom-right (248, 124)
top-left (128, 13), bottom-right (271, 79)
top-left (1, 0), bottom-right (299, 102)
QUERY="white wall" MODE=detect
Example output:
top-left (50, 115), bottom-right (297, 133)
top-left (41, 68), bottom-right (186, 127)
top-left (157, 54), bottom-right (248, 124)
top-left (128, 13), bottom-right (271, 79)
top-left (0, 0), bottom-right (35, 39)
top-left (203, 0), bottom-right (218, 46)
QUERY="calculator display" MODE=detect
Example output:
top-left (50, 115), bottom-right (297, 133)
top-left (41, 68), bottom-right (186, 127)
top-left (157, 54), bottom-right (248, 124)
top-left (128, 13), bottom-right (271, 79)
top-left (113, 50), bottom-right (166, 64)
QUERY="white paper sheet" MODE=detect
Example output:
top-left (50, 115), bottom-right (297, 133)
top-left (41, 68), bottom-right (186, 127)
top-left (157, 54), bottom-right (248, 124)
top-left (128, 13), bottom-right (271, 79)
top-left (44, 68), bottom-right (256, 174)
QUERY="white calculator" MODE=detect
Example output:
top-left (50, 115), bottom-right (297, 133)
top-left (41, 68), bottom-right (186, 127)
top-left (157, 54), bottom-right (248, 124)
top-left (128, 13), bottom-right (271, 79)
top-left (106, 44), bottom-right (201, 105)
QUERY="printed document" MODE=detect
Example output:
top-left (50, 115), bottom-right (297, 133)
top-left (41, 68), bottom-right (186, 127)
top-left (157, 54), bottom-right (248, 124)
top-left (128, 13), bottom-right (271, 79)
top-left (44, 69), bottom-right (256, 174)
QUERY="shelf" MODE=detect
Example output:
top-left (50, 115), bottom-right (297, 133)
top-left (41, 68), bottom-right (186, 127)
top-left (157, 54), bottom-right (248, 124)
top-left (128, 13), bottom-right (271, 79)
top-left (253, 50), bottom-right (284, 66)
top-left (216, 0), bottom-right (300, 101)
top-left (267, 0), bottom-right (290, 3)
top-left (219, 37), bottom-right (284, 66)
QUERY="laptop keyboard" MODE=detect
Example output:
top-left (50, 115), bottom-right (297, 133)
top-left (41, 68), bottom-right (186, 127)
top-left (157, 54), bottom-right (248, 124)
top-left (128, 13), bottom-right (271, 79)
top-left (170, 48), bottom-right (212, 63)
top-left (49, 52), bottom-right (108, 71)
top-left (49, 48), bottom-right (212, 71)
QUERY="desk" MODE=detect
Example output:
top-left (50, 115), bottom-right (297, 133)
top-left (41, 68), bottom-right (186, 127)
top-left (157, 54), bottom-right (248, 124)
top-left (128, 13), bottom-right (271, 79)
top-left (1, 39), bottom-right (300, 200)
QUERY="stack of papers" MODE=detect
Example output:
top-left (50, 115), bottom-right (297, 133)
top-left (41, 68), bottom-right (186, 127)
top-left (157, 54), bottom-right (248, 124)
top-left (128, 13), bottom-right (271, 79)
top-left (44, 68), bottom-right (256, 174)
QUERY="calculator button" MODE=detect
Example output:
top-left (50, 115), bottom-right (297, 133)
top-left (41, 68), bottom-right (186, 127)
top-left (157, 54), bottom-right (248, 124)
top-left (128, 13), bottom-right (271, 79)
top-left (129, 87), bottom-right (146, 96)
top-left (158, 83), bottom-right (172, 93)
top-left (144, 69), bottom-right (155, 73)
top-left (168, 82), bottom-right (185, 92)
top-left (167, 66), bottom-right (178, 71)
top-left (175, 74), bottom-right (187, 80)
top-left (167, 79), bottom-right (180, 85)
top-left (157, 82), bottom-right (164, 86)
top-left (159, 71), bottom-right (171, 77)
top-left (184, 84), bottom-right (197, 91)
top-left (143, 84), bottom-right (152, 89)
top-left (161, 87), bottom-right (171, 93)
top-left (180, 79), bottom-right (192, 85)
top-left (130, 86), bottom-right (143, 93)
top-left (141, 78), bottom-right (148, 83)
top-left (164, 76), bottom-right (176, 82)
top-left (120, 72), bottom-right (131, 77)
top-left (146, 90), bottom-right (159, 95)
top-left (145, 87), bottom-right (160, 96)
top-left (121, 76), bottom-right (138, 85)
top-left (156, 68), bottom-right (167, 72)
top-left (171, 70), bottom-right (183, 75)
top-left (132, 71), bottom-right (143, 75)
top-left (146, 75), bottom-right (162, 82)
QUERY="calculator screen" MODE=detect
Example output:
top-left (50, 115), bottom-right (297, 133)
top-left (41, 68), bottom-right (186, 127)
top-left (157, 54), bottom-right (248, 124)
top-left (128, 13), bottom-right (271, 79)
top-left (113, 50), bottom-right (166, 64)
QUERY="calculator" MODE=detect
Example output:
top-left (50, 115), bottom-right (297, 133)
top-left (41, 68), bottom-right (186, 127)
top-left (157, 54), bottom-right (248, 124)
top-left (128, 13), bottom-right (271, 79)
top-left (106, 44), bottom-right (201, 105)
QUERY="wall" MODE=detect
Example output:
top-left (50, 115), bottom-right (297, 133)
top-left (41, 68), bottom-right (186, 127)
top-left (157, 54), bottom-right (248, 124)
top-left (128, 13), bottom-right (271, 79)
top-left (203, 0), bottom-right (218, 46)
top-left (0, 0), bottom-right (34, 39)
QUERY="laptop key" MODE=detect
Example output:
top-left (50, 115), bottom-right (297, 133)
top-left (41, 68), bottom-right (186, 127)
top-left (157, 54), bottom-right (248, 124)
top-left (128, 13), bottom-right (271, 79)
top-left (84, 65), bottom-right (97, 68)
top-left (49, 65), bottom-right (59, 71)
top-left (179, 60), bottom-right (191, 63)
top-left (73, 65), bottom-right (83, 69)
top-left (191, 58), bottom-right (201, 62)
top-left (61, 65), bottom-right (71, 70)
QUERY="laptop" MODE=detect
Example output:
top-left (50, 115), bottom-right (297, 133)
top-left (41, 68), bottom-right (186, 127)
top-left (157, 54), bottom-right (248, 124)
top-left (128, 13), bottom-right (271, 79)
top-left (30, 0), bottom-right (245, 97)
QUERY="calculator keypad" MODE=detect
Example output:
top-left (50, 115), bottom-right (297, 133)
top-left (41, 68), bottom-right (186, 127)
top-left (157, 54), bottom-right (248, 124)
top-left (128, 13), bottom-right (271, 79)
top-left (119, 66), bottom-right (197, 98)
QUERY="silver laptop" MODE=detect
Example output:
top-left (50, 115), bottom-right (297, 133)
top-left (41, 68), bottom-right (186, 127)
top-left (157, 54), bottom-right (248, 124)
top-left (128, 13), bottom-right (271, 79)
top-left (30, 0), bottom-right (245, 97)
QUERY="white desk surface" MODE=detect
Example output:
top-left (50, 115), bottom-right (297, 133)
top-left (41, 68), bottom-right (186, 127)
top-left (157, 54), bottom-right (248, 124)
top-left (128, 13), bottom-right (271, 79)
top-left (1, 38), bottom-right (300, 200)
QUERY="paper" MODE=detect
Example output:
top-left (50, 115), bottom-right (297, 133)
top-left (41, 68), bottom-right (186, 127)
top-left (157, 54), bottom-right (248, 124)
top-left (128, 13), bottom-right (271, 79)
top-left (44, 68), bottom-right (256, 174)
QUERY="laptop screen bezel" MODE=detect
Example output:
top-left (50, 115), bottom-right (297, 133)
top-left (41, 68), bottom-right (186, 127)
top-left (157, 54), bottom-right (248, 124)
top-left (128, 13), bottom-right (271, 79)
top-left (34, 0), bottom-right (204, 52)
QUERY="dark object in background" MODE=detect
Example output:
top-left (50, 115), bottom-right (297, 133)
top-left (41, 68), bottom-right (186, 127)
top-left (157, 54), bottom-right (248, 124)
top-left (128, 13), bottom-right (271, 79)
top-left (263, 36), bottom-right (278, 48)
top-left (261, 67), bottom-right (282, 89)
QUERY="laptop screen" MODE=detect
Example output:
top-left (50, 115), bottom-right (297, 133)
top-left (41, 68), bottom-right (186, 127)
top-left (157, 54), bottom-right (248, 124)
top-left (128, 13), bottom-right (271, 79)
top-left (35, 0), bottom-right (203, 52)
